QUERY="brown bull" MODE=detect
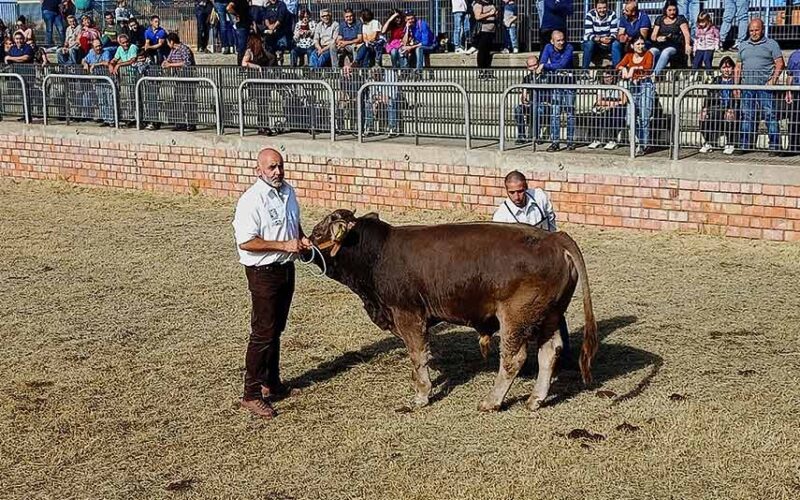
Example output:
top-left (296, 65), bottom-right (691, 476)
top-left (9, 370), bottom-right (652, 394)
top-left (309, 209), bottom-right (598, 411)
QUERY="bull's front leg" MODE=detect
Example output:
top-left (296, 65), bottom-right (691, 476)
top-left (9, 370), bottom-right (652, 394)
top-left (391, 311), bottom-right (432, 407)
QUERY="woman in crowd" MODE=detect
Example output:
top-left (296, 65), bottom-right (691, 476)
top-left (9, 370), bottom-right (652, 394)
top-left (588, 70), bottom-right (627, 151)
top-left (241, 33), bottom-right (276, 136)
top-left (291, 8), bottom-right (315, 66)
top-left (699, 56), bottom-right (738, 155)
top-left (382, 10), bottom-right (405, 68)
top-left (14, 16), bottom-right (33, 42)
top-left (650, 0), bottom-right (691, 76)
top-left (361, 8), bottom-right (384, 67)
top-left (617, 34), bottom-right (656, 156)
top-left (472, 0), bottom-right (498, 75)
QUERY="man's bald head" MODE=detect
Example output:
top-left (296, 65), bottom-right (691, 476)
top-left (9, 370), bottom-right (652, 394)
top-left (504, 171), bottom-right (529, 208)
top-left (748, 18), bottom-right (764, 42)
top-left (526, 55), bottom-right (539, 69)
top-left (256, 148), bottom-right (285, 188)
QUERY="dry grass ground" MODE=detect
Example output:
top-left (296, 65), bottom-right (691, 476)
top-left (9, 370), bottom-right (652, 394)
top-left (1, 178), bottom-right (799, 500)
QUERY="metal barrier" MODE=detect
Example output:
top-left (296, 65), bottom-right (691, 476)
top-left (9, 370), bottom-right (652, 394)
top-left (0, 73), bottom-right (30, 124)
top-left (134, 76), bottom-right (222, 135)
top-left (672, 83), bottom-right (800, 160)
top-left (236, 79), bottom-right (336, 141)
top-left (41, 74), bottom-right (119, 128)
top-left (499, 83), bottom-right (636, 158)
top-left (357, 81), bottom-right (471, 149)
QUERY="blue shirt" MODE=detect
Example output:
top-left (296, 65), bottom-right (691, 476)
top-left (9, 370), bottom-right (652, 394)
top-left (619, 10), bottom-right (652, 38)
top-left (541, 0), bottom-right (574, 32)
top-left (8, 44), bottom-right (34, 60)
top-left (786, 49), bottom-right (800, 81)
top-left (284, 0), bottom-right (298, 15)
top-left (339, 20), bottom-right (362, 42)
top-left (540, 43), bottom-right (574, 71)
top-left (409, 19), bottom-right (435, 47)
top-left (84, 49), bottom-right (110, 65)
top-left (144, 26), bottom-right (167, 45)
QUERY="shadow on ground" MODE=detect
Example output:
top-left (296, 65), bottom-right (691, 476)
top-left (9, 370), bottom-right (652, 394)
top-left (287, 314), bottom-right (661, 409)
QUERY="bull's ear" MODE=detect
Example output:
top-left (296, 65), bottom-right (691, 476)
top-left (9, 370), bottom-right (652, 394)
top-left (362, 212), bottom-right (380, 220)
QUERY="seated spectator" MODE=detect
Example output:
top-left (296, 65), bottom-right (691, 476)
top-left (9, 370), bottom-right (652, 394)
top-left (4, 32), bottom-right (33, 64)
top-left (260, 0), bottom-right (290, 63)
top-left (335, 8), bottom-right (366, 67)
top-left (587, 70), bottom-right (627, 150)
top-left (699, 56), bottom-right (738, 155)
top-left (0, 20), bottom-right (8, 42)
top-left (14, 16), bottom-right (33, 42)
top-left (617, 34), bottom-right (655, 156)
top-left (399, 10), bottom-right (435, 70)
top-left (361, 8), bottom-right (384, 67)
top-left (109, 33), bottom-right (138, 74)
top-left (539, 30), bottom-right (575, 151)
top-left (617, 0), bottom-right (651, 52)
top-left (583, 0), bottom-right (623, 69)
top-left (126, 18), bottom-right (146, 48)
top-left (290, 8), bottom-right (315, 66)
top-left (650, 0), bottom-right (691, 76)
top-left (514, 55), bottom-right (548, 145)
top-left (363, 67), bottom-right (399, 137)
top-left (101, 11), bottom-right (120, 58)
top-left (160, 32), bottom-right (197, 132)
top-left (77, 15), bottom-right (102, 57)
top-left (692, 11), bottom-right (719, 71)
top-left (242, 33), bottom-right (277, 135)
top-left (57, 15), bottom-right (82, 64)
top-left (310, 9), bottom-right (338, 68)
top-left (383, 10), bottom-right (405, 68)
top-left (82, 39), bottom-right (115, 127)
top-left (143, 15), bottom-right (168, 64)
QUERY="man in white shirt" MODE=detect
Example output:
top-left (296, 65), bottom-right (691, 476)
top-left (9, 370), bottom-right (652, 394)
top-left (232, 148), bottom-right (311, 418)
top-left (492, 170), bottom-right (572, 365)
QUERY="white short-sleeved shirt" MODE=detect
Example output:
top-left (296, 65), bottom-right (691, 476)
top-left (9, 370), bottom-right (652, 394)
top-left (232, 180), bottom-right (301, 266)
top-left (492, 187), bottom-right (557, 231)
top-left (452, 0), bottom-right (470, 13)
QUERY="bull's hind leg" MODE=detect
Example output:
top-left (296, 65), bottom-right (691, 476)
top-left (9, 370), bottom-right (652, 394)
top-left (526, 332), bottom-right (563, 411)
top-left (392, 311), bottom-right (432, 407)
top-left (478, 330), bottom-right (527, 412)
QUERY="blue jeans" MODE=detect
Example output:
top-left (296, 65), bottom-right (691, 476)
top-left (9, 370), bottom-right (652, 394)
top-left (364, 41), bottom-right (385, 67)
top-left (631, 80), bottom-right (655, 146)
top-left (400, 45), bottom-right (435, 69)
top-left (514, 100), bottom-right (546, 140)
top-left (97, 85), bottom-right (114, 124)
top-left (677, 0), bottom-right (700, 37)
top-left (720, 0), bottom-right (750, 45)
top-left (310, 49), bottom-right (332, 68)
top-left (692, 49), bottom-right (714, 70)
top-left (505, 25), bottom-right (518, 50)
top-left (740, 89), bottom-right (780, 151)
top-left (214, 2), bottom-right (234, 48)
top-left (652, 46), bottom-right (678, 75)
top-left (57, 46), bottom-right (82, 64)
top-left (42, 9), bottom-right (65, 46)
top-left (291, 46), bottom-right (313, 66)
top-left (582, 39), bottom-right (625, 69)
top-left (364, 99), bottom-right (398, 130)
top-left (550, 89), bottom-right (575, 144)
top-left (234, 27), bottom-right (249, 64)
top-left (390, 48), bottom-right (402, 68)
top-left (453, 11), bottom-right (471, 49)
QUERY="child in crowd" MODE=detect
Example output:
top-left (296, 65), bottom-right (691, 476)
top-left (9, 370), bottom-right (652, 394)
top-left (588, 70), bottom-right (627, 150)
top-left (502, 0), bottom-right (518, 54)
top-left (115, 0), bottom-right (131, 28)
top-left (692, 11), bottom-right (719, 70)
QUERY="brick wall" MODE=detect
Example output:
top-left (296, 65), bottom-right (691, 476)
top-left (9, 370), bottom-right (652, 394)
top-left (2, 129), bottom-right (799, 241)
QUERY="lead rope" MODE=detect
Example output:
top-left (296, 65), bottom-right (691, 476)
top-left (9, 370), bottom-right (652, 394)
top-left (298, 244), bottom-right (327, 277)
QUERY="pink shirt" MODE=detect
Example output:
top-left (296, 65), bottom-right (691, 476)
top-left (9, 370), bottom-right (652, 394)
top-left (694, 25), bottom-right (720, 51)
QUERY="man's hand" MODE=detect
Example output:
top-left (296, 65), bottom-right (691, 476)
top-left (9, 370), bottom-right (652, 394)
top-left (699, 108), bottom-right (707, 121)
top-left (284, 238), bottom-right (313, 253)
top-left (300, 237), bottom-right (312, 250)
top-left (724, 108), bottom-right (735, 121)
top-left (786, 90), bottom-right (793, 105)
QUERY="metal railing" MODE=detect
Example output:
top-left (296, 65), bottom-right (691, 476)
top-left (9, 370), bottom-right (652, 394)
top-left (41, 74), bottom-right (119, 128)
top-left (134, 76), bottom-right (222, 135)
top-left (0, 73), bottom-right (30, 124)
top-left (357, 81), bottom-right (471, 148)
top-left (237, 78), bottom-right (336, 141)
top-left (499, 83), bottom-right (636, 158)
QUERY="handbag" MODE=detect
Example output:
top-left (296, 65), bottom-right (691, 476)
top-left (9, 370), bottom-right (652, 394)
top-left (209, 9), bottom-right (219, 27)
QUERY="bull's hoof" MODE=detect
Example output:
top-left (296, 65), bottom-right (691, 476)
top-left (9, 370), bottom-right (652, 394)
top-left (478, 399), bottom-right (501, 413)
top-left (526, 398), bottom-right (544, 411)
top-left (411, 394), bottom-right (429, 408)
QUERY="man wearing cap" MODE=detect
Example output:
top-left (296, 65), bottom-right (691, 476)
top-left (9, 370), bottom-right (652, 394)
top-left (492, 170), bottom-right (573, 365)
top-left (232, 148), bottom-right (312, 419)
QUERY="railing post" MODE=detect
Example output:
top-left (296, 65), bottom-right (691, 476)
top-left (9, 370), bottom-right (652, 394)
top-left (0, 73), bottom-right (29, 124)
top-left (42, 74), bottom-right (117, 128)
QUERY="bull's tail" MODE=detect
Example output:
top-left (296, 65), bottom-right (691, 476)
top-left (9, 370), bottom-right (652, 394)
top-left (561, 234), bottom-right (598, 385)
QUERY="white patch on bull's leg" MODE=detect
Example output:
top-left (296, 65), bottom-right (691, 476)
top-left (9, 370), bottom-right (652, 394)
top-left (479, 335), bottom-right (492, 361)
top-left (478, 337), bottom-right (527, 412)
top-left (409, 347), bottom-right (432, 407)
top-left (527, 333), bottom-right (563, 411)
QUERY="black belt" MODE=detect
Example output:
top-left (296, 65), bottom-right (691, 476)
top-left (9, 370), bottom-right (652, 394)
top-left (246, 261), bottom-right (294, 271)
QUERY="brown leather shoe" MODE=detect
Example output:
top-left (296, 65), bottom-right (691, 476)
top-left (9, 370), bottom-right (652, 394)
top-left (240, 398), bottom-right (277, 419)
top-left (261, 384), bottom-right (301, 401)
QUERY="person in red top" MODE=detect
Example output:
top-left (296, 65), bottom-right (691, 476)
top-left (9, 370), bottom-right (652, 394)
top-left (616, 34), bottom-right (656, 156)
top-left (382, 9), bottom-right (405, 68)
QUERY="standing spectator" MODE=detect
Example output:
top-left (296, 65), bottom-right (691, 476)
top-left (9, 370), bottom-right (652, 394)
top-left (699, 56), bottom-right (739, 154)
top-left (60, 0), bottom-right (76, 21)
top-left (650, 0), bottom-right (691, 76)
top-left (361, 8), bottom-right (384, 67)
top-left (227, 0), bottom-right (253, 65)
top-left (161, 32), bottom-right (197, 132)
top-left (502, 0), bottom-right (519, 54)
top-left (242, 33), bottom-right (277, 136)
top-left (786, 48), bottom-right (800, 155)
top-left (335, 8), bottom-right (365, 67)
top-left (195, 0), bottom-right (213, 52)
top-left (383, 10), bottom-right (405, 68)
top-left (284, 0), bottom-right (298, 30)
top-left (677, 0), bottom-right (700, 37)
top-left (588, 70), bottom-right (627, 150)
top-left (540, 0), bottom-right (574, 47)
top-left (114, 0), bottom-right (130, 27)
top-left (720, 0), bottom-right (750, 51)
top-left (4, 32), bottom-right (34, 63)
top-left (452, 0), bottom-right (473, 54)
top-left (692, 11), bottom-right (720, 71)
top-left (57, 15), bottom-right (81, 63)
top-left (82, 39), bottom-right (114, 127)
top-left (143, 15), bottom-right (168, 64)
top-left (736, 19), bottom-right (783, 155)
top-left (617, 0), bottom-right (651, 51)
top-left (399, 10), bottom-right (435, 70)
top-left (73, 0), bottom-right (92, 22)
top-left (109, 32), bottom-right (137, 74)
top-left (310, 9), bottom-right (338, 68)
top-left (42, 0), bottom-right (66, 46)
top-left (539, 30), bottom-right (575, 151)
top-left (472, 0), bottom-right (497, 76)
top-left (514, 55), bottom-right (548, 145)
top-left (261, 0), bottom-right (290, 63)
top-left (290, 8), bottom-right (314, 66)
top-left (214, 0), bottom-right (235, 54)
top-left (583, 0), bottom-right (622, 69)
top-left (126, 17), bottom-right (145, 48)
top-left (617, 34), bottom-right (655, 156)
top-left (363, 67), bottom-right (399, 137)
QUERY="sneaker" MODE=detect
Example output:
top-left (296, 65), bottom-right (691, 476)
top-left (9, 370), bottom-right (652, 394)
top-left (465, 46), bottom-right (477, 55)
top-left (514, 137), bottom-right (529, 145)
top-left (546, 142), bottom-right (560, 152)
top-left (186, 124), bottom-right (197, 132)
top-left (604, 140), bottom-right (618, 150)
top-left (635, 145), bottom-right (645, 156)
top-left (513, 48), bottom-right (519, 54)
top-left (566, 143), bottom-right (577, 151)
top-left (455, 47), bottom-right (465, 54)
top-left (98, 122), bottom-right (111, 128)
top-left (240, 397), bottom-right (277, 419)
top-left (172, 124), bottom-right (187, 132)
top-left (723, 144), bottom-right (735, 155)
top-left (145, 123), bottom-right (159, 131)
top-left (388, 128), bottom-right (399, 137)
top-left (588, 140), bottom-right (602, 149)
top-left (501, 48), bottom-right (510, 54)
top-left (699, 142), bottom-right (713, 154)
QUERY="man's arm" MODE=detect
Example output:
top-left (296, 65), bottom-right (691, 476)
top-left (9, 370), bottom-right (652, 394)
top-left (539, 190), bottom-right (558, 231)
top-left (770, 56), bottom-right (785, 85)
top-left (239, 236), bottom-right (301, 253)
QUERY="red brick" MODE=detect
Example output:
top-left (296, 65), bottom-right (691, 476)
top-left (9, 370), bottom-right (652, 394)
top-left (762, 185), bottom-right (784, 196)
top-left (784, 231), bottom-right (800, 241)
top-left (762, 229), bottom-right (784, 241)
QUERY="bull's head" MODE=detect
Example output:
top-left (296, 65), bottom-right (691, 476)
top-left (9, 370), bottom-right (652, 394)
top-left (310, 209), bottom-right (359, 257)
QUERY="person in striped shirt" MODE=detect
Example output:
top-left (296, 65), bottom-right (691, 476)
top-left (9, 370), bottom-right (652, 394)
top-left (582, 0), bottom-right (623, 69)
